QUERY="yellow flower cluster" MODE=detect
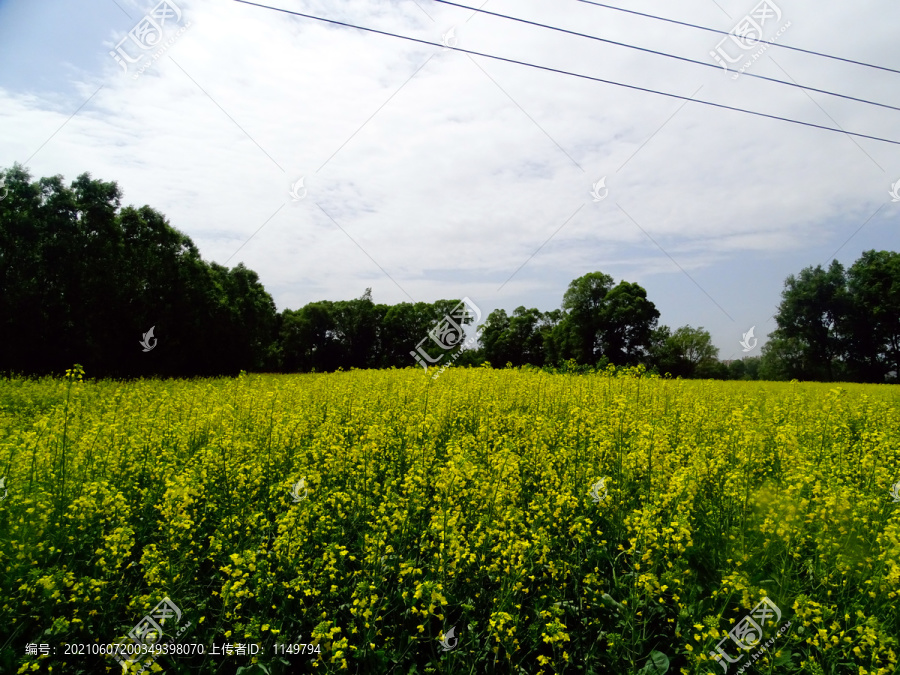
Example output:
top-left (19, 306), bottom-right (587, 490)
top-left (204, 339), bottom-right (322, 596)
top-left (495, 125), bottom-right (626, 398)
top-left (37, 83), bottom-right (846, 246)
top-left (1, 369), bottom-right (898, 673)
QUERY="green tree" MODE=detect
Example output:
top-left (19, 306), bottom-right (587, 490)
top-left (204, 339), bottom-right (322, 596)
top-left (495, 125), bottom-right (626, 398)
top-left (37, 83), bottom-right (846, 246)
top-left (332, 289), bottom-right (378, 369)
top-left (770, 260), bottom-right (847, 380)
top-left (119, 204), bottom-right (214, 376)
top-left (414, 299), bottom-right (480, 369)
top-left (378, 302), bottom-right (436, 368)
top-left (279, 301), bottom-right (339, 372)
top-left (479, 307), bottom-right (546, 367)
top-left (480, 309), bottom-right (511, 366)
top-left (843, 250), bottom-right (900, 382)
top-left (657, 325), bottom-right (719, 377)
top-left (0, 165), bottom-right (71, 373)
top-left (758, 336), bottom-right (805, 381)
top-left (647, 325), bottom-right (673, 374)
top-left (538, 309), bottom-right (564, 366)
top-left (0, 165), bottom-right (277, 377)
top-left (557, 273), bottom-right (659, 366)
top-left (726, 357), bottom-right (760, 380)
top-left (507, 307), bottom-right (547, 366)
top-left (217, 263), bottom-right (278, 372)
top-left (597, 282), bottom-right (660, 365)
top-left (647, 325), bottom-right (718, 378)
top-left (558, 271), bottom-right (615, 363)
top-left (669, 325), bottom-right (718, 366)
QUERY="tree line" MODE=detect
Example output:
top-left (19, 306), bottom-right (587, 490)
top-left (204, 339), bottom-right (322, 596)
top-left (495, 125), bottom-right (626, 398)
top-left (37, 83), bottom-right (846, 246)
top-left (2, 166), bottom-right (898, 382)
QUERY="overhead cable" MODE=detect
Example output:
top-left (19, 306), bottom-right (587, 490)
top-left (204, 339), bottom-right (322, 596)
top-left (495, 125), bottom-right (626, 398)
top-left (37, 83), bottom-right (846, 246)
top-left (433, 0), bottom-right (900, 113)
top-left (576, 0), bottom-right (900, 76)
top-left (233, 0), bottom-right (900, 147)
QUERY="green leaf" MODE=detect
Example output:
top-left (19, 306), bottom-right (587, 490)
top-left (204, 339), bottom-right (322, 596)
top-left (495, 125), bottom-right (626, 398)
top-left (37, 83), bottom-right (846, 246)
top-left (236, 666), bottom-right (270, 675)
top-left (639, 650), bottom-right (669, 675)
top-left (774, 651), bottom-right (794, 667)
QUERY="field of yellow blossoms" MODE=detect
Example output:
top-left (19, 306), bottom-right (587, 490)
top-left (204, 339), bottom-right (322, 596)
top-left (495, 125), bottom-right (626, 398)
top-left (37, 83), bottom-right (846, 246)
top-left (1, 365), bottom-right (899, 674)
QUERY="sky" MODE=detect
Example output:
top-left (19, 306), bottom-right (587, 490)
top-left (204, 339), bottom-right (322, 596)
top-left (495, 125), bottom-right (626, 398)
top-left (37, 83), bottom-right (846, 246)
top-left (1, 0), bottom-right (899, 361)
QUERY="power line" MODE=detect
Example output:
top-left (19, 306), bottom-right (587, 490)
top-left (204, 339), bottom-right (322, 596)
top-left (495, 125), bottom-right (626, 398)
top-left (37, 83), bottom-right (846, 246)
top-left (433, 0), bottom-right (900, 114)
top-left (577, 0), bottom-right (900, 76)
top-left (232, 0), bottom-right (900, 147)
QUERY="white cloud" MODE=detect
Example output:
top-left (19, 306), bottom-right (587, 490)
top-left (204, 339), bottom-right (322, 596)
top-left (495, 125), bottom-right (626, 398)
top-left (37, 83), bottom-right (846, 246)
top-left (1, 0), bottom-right (899, 353)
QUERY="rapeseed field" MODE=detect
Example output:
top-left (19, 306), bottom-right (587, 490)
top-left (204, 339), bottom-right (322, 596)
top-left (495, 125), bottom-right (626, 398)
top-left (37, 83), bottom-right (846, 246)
top-left (1, 365), bottom-right (899, 674)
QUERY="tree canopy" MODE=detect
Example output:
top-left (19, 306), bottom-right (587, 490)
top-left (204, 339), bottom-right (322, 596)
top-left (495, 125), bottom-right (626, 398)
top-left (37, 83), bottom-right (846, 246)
top-left (3, 166), bottom-right (899, 382)
top-left (765, 252), bottom-right (900, 382)
top-left (1, 165), bottom-right (276, 377)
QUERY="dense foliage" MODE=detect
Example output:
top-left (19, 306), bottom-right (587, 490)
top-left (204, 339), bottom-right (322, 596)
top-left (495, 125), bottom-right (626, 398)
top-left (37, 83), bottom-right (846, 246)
top-left (762, 254), bottom-right (900, 382)
top-left (1, 368), bottom-right (899, 673)
top-left (0, 165), bottom-right (276, 377)
top-left (3, 166), bottom-right (900, 382)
